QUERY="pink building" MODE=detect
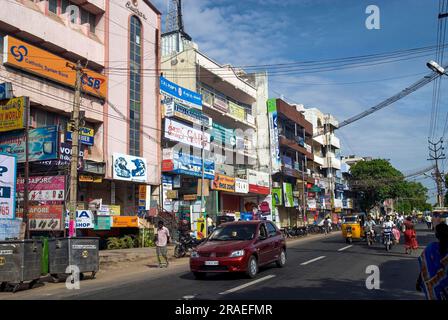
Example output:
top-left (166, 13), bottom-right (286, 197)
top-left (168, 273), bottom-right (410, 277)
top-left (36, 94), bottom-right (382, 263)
top-left (0, 0), bottom-right (161, 221)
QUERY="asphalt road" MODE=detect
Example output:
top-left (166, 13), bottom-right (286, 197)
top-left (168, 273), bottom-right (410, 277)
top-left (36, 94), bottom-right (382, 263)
top-left (2, 223), bottom-right (435, 300)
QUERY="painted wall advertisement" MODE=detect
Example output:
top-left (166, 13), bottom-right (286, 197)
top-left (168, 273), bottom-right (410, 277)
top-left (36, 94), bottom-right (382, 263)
top-left (25, 205), bottom-right (63, 231)
top-left (283, 183), bottom-right (294, 208)
top-left (247, 169), bottom-right (270, 195)
top-left (3, 36), bottom-right (107, 98)
top-left (0, 96), bottom-right (27, 132)
top-left (0, 153), bottom-right (17, 219)
top-left (212, 174), bottom-right (235, 192)
top-left (267, 99), bottom-right (281, 173)
top-left (113, 153), bottom-right (148, 183)
top-left (164, 118), bottom-right (210, 151)
top-left (65, 210), bottom-right (94, 229)
top-left (160, 76), bottom-right (203, 110)
top-left (16, 175), bottom-right (65, 202)
top-left (0, 125), bottom-right (58, 163)
top-left (272, 188), bottom-right (283, 206)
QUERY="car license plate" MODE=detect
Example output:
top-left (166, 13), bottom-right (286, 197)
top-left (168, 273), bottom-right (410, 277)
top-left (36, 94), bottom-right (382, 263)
top-left (205, 261), bottom-right (219, 266)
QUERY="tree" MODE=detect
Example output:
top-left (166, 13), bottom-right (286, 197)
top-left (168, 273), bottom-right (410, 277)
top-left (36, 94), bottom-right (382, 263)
top-left (395, 181), bottom-right (430, 214)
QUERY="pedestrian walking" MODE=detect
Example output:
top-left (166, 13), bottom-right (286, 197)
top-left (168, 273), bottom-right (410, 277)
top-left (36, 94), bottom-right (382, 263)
top-left (416, 223), bottom-right (448, 300)
top-left (425, 214), bottom-right (432, 230)
top-left (155, 220), bottom-right (170, 268)
top-left (206, 214), bottom-right (215, 236)
top-left (404, 217), bottom-right (418, 255)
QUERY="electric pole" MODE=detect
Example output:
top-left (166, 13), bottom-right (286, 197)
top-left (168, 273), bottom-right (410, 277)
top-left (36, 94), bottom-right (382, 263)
top-left (67, 61), bottom-right (83, 237)
top-left (428, 138), bottom-right (446, 208)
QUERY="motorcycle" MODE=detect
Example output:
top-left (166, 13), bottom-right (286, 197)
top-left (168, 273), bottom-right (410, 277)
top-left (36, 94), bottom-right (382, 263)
top-left (383, 228), bottom-right (393, 251)
top-left (365, 227), bottom-right (374, 246)
top-left (174, 233), bottom-right (204, 258)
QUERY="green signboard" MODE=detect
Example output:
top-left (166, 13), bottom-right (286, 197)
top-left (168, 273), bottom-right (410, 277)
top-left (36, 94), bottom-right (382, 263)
top-left (94, 216), bottom-right (111, 230)
top-left (272, 188), bottom-right (283, 206)
top-left (283, 183), bottom-right (294, 208)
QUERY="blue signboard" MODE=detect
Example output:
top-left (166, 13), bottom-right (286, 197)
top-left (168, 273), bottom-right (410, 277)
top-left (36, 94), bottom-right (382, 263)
top-left (172, 151), bottom-right (215, 180)
top-left (66, 131), bottom-right (94, 146)
top-left (0, 126), bottom-right (58, 163)
top-left (160, 76), bottom-right (202, 110)
top-left (0, 82), bottom-right (12, 100)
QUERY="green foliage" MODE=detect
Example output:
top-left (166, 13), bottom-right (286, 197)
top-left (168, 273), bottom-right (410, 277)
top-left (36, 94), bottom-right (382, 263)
top-left (106, 237), bottom-right (122, 250)
top-left (106, 231), bottom-right (155, 250)
top-left (135, 228), bottom-right (155, 248)
top-left (120, 235), bottom-right (135, 249)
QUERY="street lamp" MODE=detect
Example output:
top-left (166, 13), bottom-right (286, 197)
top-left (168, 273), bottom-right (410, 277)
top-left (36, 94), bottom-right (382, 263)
top-left (427, 60), bottom-right (446, 76)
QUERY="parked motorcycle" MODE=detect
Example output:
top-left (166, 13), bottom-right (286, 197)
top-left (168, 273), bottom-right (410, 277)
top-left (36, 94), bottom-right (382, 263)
top-left (174, 233), bottom-right (204, 258)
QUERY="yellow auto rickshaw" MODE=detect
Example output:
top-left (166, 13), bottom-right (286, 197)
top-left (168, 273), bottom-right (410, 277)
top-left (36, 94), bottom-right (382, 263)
top-left (341, 214), bottom-right (365, 244)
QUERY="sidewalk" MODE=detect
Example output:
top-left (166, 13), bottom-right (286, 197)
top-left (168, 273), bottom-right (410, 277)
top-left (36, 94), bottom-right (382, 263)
top-left (99, 231), bottom-right (338, 270)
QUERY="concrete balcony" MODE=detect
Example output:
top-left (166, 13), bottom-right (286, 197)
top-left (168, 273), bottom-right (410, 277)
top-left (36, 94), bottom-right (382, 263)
top-left (0, 1), bottom-right (104, 68)
top-left (322, 153), bottom-right (341, 170)
top-left (313, 155), bottom-right (325, 166)
top-left (327, 134), bottom-right (340, 149)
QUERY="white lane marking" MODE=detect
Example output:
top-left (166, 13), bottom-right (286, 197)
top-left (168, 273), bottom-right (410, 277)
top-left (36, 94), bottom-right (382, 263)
top-left (300, 256), bottom-right (326, 265)
top-left (338, 245), bottom-right (353, 252)
top-left (218, 275), bottom-right (276, 295)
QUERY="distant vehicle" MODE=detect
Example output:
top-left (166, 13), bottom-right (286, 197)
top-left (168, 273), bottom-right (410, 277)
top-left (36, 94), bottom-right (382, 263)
top-left (190, 221), bottom-right (286, 279)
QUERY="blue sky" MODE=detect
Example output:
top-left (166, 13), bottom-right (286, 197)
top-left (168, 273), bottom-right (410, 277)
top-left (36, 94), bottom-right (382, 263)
top-left (151, 0), bottom-right (446, 203)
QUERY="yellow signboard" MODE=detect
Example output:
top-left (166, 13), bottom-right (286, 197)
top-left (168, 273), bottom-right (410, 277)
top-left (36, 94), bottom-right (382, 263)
top-left (197, 218), bottom-right (206, 239)
top-left (212, 174), bottom-right (235, 192)
top-left (79, 175), bottom-right (103, 183)
top-left (109, 205), bottom-right (121, 216)
top-left (184, 194), bottom-right (197, 201)
top-left (67, 123), bottom-right (94, 137)
top-left (112, 216), bottom-right (138, 228)
top-left (3, 36), bottom-right (107, 98)
top-left (228, 102), bottom-right (245, 122)
top-left (0, 97), bottom-right (26, 132)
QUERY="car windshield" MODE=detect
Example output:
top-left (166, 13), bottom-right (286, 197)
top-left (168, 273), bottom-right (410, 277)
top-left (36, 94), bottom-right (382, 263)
top-left (343, 217), bottom-right (357, 223)
top-left (209, 224), bottom-right (257, 241)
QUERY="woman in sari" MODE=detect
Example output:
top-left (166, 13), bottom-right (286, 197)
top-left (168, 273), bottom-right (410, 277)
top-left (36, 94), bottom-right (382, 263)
top-left (416, 223), bottom-right (448, 300)
top-left (404, 217), bottom-right (418, 254)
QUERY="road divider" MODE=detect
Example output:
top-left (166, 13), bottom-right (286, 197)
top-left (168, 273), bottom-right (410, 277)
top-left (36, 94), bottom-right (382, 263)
top-left (218, 275), bottom-right (276, 295)
top-left (300, 256), bottom-right (326, 266)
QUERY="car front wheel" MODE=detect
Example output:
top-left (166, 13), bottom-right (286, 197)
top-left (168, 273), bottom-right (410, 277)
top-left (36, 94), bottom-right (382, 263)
top-left (246, 255), bottom-right (258, 279)
top-left (276, 249), bottom-right (286, 268)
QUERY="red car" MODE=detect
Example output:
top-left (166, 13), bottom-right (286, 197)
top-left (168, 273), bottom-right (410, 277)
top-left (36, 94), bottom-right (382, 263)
top-left (190, 220), bottom-right (287, 279)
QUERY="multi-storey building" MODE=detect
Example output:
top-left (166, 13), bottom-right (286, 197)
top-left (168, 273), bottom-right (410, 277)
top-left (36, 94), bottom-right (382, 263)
top-left (160, 31), bottom-right (272, 234)
top-left (0, 0), bottom-right (161, 237)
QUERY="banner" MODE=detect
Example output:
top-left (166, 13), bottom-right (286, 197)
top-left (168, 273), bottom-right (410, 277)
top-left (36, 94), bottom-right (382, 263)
top-left (164, 118), bottom-right (210, 151)
top-left (17, 175), bottom-right (65, 202)
top-left (65, 210), bottom-right (94, 229)
top-left (283, 183), bottom-right (294, 208)
top-left (267, 99), bottom-right (281, 173)
top-left (112, 153), bottom-right (148, 183)
top-left (212, 174), bottom-right (235, 192)
top-left (3, 36), bottom-right (107, 98)
top-left (228, 101), bottom-right (246, 122)
top-left (0, 153), bottom-right (17, 219)
top-left (0, 125), bottom-right (58, 163)
top-left (272, 188), bottom-right (283, 206)
top-left (25, 205), bottom-right (64, 231)
top-left (160, 76), bottom-right (202, 110)
top-left (0, 97), bottom-right (26, 132)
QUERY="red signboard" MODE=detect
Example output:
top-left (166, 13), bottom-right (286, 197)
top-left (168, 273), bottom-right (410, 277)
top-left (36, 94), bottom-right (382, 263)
top-left (162, 160), bottom-right (174, 172)
top-left (248, 184), bottom-right (270, 195)
top-left (17, 205), bottom-right (64, 231)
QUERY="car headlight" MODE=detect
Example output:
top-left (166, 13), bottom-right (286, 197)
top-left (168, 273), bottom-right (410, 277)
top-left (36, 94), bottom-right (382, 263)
top-left (229, 250), bottom-right (245, 257)
top-left (191, 251), bottom-right (200, 258)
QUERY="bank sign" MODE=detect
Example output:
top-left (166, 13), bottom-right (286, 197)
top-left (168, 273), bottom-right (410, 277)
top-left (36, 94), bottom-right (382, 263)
top-left (160, 76), bottom-right (202, 110)
top-left (0, 153), bottom-right (17, 219)
top-left (3, 36), bottom-right (107, 98)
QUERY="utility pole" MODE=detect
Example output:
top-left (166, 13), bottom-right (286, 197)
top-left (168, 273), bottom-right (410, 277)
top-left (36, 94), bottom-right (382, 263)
top-left (24, 97), bottom-right (30, 239)
top-left (428, 138), bottom-right (446, 208)
top-left (67, 61), bottom-right (83, 237)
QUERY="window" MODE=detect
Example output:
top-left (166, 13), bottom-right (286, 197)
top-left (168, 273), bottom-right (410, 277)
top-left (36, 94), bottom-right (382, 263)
top-left (266, 222), bottom-right (277, 237)
top-left (129, 16), bottom-right (142, 156)
top-left (259, 224), bottom-right (268, 239)
top-left (49, 0), bottom-right (57, 13)
top-left (81, 9), bottom-right (96, 33)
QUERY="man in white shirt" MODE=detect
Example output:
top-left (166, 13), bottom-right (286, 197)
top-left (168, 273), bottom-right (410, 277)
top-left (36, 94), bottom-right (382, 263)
top-left (155, 221), bottom-right (170, 268)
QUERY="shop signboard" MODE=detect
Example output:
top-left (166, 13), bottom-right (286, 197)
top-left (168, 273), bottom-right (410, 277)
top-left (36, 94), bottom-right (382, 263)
top-left (166, 190), bottom-right (178, 199)
top-left (66, 124), bottom-right (95, 146)
top-left (184, 194), bottom-right (197, 201)
top-left (334, 199), bottom-right (343, 209)
top-left (212, 174), bottom-right (235, 192)
top-left (169, 150), bottom-right (215, 180)
top-left (162, 175), bottom-right (174, 211)
top-left (212, 123), bottom-right (236, 147)
top-left (79, 175), bottom-right (102, 183)
top-left (0, 219), bottom-right (22, 241)
top-left (246, 113), bottom-right (255, 125)
top-left (0, 153), bottom-right (16, 219)
top-left (213, 94), bottom-right (228, 112)
top-left (247, 169), bottom-right (270, 195)
top-left (108, 205), bottom-right (121, 216)
top-left (160, 76), bottom-right (202, 110)
top-left (165, 118), bottom-right (210, 151)
top-left (173, 175), bottom-right (181, 188)
top-left (308, 199), bottom-right (317, 210)
top-left (94, 216), bottom-right (111, 231)
top-left (64, 210), bottom-right (94, 229)
top-left (166, 102), bottom-right (210, 127)
top-left (0, 82), bottom-right (12, 100)
top-left (138, 185), bottom-right (151, 211)
top-left (0, 97), bottom-right (26, 132)
top-left (228, 101), bottom-right (246, 122)
top-left (283, 183), bottom-right (294, 208)
top-left (197, 218), bottom-right (206, 239)
top-left (0, 125), bottom-right (58, 163)
top-left (3, 36), bottom-right (107, 98)
top-left (112, 153), bottom-right (148, 183)
top-left (272, 188), bottom-right (283, 206)
top-left (17, 175), bottom-right (65, 202)
top-left (235, 178), bottom-right (249, 194)
top-left (37, 142), bottom-right (85, 170)
top-left (24, 205), bottom-right (63, 231)
top-left (111, 216), bottom-right (139, 228)
top-left (267, 99), bottom-right (281, 173)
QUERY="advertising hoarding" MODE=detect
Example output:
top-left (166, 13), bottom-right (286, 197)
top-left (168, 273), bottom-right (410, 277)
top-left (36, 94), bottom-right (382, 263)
top-left (0, 125), bottom-right (58, 163)
top-left (112, 153), bottom-right (148, 183)
top-left (228, 101), bottom-right (246, 122)
top-left (3, 36), bottom-right (107, 98)
top-left (0, 153), bottom-right (17, 219)
top-left (160, 76), bottom-right (202, 110)
top-left (0, 97), bottom-right (26, 132)
top-left (16, 175), bottom-right (65, 202)
top-left (165, 149), bottom-right (215, 180)
top-left (164, 118), bottom-right (210, 151)
top-left (272, 188), bottom-right (283, 206)
top-left (283, 183), bottom-right (294, 208)
top-left (267, 99), bottom-right (281, 173)
top-left (247, 169), bottom-right (270, 195)
top-left (25, 205), bottom-right (64, 231)
top-left (66, 124), bottom-right (95, 146)
top-left (212, 174), bottom-right (235, 192)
